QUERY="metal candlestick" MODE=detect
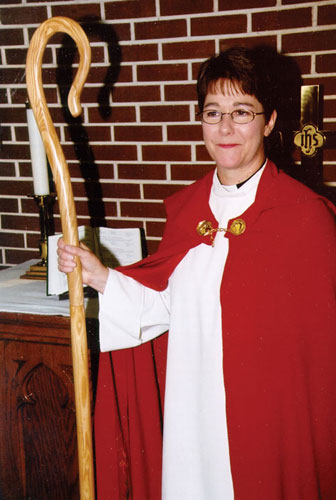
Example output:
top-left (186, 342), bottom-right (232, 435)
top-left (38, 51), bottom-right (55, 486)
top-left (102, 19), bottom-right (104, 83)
top-left (21, 194), bottom-right (56, 280)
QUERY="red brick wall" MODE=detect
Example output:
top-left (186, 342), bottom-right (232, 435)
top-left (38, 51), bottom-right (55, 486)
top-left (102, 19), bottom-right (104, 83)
top-left (1, 0), bottom-right (335, 268)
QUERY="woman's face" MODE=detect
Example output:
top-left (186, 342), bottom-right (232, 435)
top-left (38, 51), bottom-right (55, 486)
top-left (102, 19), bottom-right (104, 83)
top-left (201, 80), bottom-right (277, 185)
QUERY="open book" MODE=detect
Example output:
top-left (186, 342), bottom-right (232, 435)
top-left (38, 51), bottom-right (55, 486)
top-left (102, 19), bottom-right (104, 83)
top-left (47, 226), bottom-right (144, 296)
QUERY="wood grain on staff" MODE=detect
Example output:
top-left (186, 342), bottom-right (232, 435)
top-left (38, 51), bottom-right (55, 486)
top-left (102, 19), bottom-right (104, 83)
top-left (26, 17), bottom-right (95, 500)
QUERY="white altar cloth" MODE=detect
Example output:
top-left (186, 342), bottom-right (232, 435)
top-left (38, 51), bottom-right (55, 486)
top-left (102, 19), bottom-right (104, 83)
top-left (0, 260), bottom-right (98, 318)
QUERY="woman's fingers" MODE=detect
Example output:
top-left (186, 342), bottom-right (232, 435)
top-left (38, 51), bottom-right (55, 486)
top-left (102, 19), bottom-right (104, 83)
top-left (57, 237), bottom-right (81, 272)
top-left (58, 259), bottom-right (76, 273)
top-left (56, 236), bottom-right (108, 293)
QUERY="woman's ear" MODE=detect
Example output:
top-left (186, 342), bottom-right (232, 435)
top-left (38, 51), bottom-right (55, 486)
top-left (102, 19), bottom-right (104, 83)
top-left (264, 109), bottom-right (277, 137)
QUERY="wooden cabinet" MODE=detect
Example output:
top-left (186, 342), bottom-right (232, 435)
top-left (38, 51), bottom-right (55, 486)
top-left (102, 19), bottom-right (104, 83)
top-left (0, 312), bottom-right (98, 500)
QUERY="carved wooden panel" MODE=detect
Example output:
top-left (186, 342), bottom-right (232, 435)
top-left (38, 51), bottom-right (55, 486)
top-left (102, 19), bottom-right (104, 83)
top-left (0, 312), bottom-right (89, 499)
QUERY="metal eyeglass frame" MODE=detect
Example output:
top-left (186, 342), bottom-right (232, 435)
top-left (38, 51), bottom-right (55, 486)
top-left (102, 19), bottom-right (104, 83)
top-left (198, 109), bottom-right (265, 124)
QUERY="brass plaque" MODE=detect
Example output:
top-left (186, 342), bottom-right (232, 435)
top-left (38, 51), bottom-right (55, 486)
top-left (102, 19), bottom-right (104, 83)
top-left (294, 85), bottom-right (325, 157)
top-left (294, 123), bottom-right (326, 157)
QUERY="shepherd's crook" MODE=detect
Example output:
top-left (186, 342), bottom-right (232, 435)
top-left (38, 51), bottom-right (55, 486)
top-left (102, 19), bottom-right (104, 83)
top-left (26, 17), bottom-right (95, 499)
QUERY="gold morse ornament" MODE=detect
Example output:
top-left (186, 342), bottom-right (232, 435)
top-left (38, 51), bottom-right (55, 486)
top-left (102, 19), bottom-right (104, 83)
top-left (197, 218), bottom-right (246, 245)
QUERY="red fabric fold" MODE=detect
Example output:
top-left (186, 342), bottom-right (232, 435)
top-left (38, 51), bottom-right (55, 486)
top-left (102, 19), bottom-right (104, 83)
top-left (95, 336), bottom-right (167, 500)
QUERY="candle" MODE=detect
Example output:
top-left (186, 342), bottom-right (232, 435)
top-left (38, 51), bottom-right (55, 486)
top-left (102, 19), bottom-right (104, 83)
top-left (26, 102), bottom-right (50, 195)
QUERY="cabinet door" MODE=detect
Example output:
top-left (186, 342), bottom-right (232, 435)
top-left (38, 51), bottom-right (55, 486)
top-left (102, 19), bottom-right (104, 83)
top-left (0, 336), bottom-right (79, 499)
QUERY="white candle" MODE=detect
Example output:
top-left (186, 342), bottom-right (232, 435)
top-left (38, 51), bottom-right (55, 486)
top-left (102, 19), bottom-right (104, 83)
top-left (26, 103), bottom-right (50, 195)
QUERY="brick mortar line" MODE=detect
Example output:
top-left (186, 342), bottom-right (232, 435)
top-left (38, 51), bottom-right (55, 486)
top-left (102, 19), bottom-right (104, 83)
top-left (1, 6), bottom-right (327, 27)
top-left (0, 1), bottom-right (335, 23)
top-left (2, 24), bottom-right (336, 53)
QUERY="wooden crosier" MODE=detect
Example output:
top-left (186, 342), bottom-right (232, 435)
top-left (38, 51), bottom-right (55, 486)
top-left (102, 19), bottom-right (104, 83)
top-left (26, 17), bottom-right (95, 499)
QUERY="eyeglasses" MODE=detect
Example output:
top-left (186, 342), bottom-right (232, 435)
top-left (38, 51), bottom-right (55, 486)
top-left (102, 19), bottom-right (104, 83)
top-left (198, 109), bottom-right (264, 125)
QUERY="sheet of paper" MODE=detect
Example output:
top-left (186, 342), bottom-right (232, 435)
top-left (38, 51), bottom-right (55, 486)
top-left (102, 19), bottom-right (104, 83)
top-left (96, 227), bottom-right (142, 268)
top-left (47, 233), bottom-right (68, 295)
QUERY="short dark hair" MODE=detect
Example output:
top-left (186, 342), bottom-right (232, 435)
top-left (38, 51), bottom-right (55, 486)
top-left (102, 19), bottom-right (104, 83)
top-left (197, 46), bottom-right (280, 121)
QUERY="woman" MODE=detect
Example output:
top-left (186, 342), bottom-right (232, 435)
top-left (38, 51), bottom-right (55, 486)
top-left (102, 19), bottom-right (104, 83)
top-left (58, 47), bottom-right (336, 499)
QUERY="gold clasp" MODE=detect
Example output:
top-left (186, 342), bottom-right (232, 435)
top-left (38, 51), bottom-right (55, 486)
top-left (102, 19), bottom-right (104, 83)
top-left (229, 218), bottom-right (246, 235)
top-left (196, 220), bottom-right (214, 236)
top-left (196, 218), bottom-right (246, 245)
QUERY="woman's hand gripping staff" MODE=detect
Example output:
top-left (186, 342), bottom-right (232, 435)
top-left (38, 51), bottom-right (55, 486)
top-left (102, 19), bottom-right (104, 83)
top-left (57, 238), bottom-right (109, 295)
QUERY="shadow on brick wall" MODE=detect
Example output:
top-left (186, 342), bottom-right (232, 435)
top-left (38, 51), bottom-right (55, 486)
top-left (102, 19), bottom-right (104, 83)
top-left (56, 17), bottom-right (122, 227)
top-left (260, 45), bottom-right (335, 202)
top-left (252, 45), bottom-right (302, 176)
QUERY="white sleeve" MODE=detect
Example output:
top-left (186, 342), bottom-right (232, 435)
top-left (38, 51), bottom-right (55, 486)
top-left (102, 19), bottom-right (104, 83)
top-left (98, 268), bottom-right (170, 352)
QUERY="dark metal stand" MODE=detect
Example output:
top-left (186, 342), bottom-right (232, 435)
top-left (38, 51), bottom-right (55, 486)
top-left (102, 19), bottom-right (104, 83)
top-left (21, 194), bottom-right (56, 280)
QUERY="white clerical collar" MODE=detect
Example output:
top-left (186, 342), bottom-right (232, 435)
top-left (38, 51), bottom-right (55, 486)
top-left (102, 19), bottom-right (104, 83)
top-left (213, 160), bottom-right (267, 196)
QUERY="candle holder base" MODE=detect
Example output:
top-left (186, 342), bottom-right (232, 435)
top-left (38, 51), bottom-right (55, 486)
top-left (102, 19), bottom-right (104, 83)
top-left (20, 261), bottom-right (47, 280)
top-left (20, 194), bottom-right (55, 281)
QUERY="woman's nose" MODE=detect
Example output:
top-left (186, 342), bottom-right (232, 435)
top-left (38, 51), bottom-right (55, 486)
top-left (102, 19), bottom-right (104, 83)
top-left (218, 114), bottom-right (234, 133)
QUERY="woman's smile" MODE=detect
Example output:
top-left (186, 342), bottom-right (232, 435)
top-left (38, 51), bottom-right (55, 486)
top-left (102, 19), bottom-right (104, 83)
top-left (217, 143), bottom-right (240, 148)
